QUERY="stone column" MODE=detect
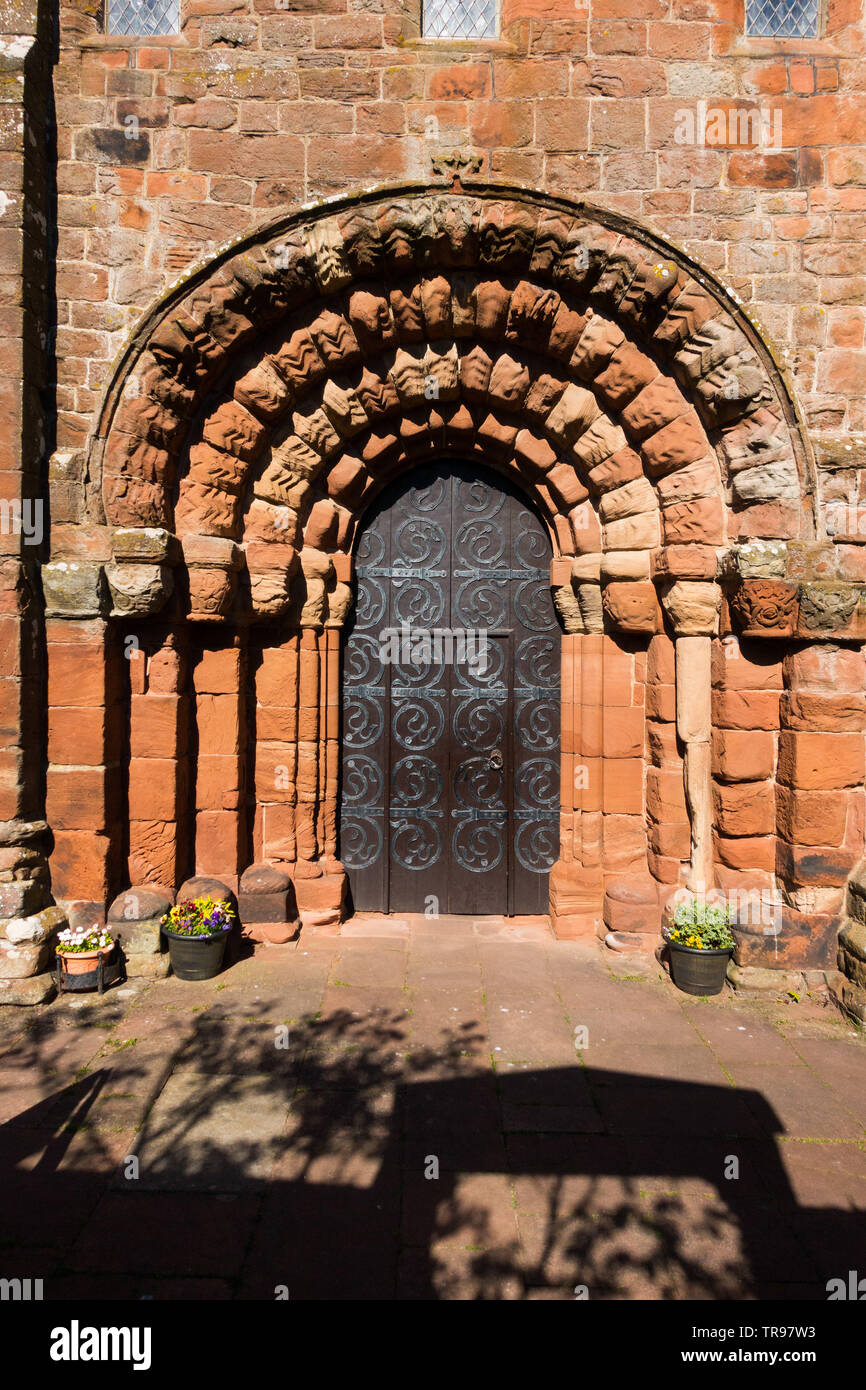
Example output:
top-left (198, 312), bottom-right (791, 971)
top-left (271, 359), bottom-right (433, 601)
top-left (321, 626), bottom-right (341, 862)
top-left (192, 634), bottom-right (247, 892)
top-left (127, 628), bottom-right (191, 894)
top-left (295, 628), bottom-right (320, 868)
top-left (676, 635), bottom-right (714, 893)
top-left (645, 631), bottom-right (688, 885)
top-left (256, 632), bottom-right (299, 865)
top-left (578, 632), bottom-right (604, 874)
top-left (559, 630), bottom-right (577, 866)
top-left (549, 564), bottom-right (606, 936)
top-left (287, 622), bottom-right (348, 928)
top-left (661, 580), bottom-right (722, 896)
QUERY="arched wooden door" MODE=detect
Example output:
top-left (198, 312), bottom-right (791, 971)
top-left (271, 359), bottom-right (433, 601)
top-left (340, 461), bottom-right (560, 917)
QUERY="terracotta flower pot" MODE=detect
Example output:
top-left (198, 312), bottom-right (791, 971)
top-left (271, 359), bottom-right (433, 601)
top-left (57, 945), bottom-right (114, 977)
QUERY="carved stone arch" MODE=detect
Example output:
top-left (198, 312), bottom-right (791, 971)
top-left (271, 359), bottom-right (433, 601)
top-left (90, 187), bottom-right (812, 649)
top-left (49, 183), bottom-right (844, 960)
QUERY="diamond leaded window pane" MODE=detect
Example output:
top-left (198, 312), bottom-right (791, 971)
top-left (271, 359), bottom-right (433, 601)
top-left (107, 0), bottom-right (180, 37)
top-left (422, 0), bottom-right (498, 40)
top-left (745, 0), bottom-right (819, 37)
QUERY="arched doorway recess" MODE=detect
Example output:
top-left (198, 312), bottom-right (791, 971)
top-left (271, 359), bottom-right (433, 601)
top-left (341, 459), bottom-right (560, 917)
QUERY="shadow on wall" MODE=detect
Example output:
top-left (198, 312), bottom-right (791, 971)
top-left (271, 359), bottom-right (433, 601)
top-left (0, 1006), bottom-right (863, 1300)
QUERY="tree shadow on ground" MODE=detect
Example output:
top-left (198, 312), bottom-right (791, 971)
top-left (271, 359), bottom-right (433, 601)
top-left (0, 1001), bottom-right (864, 1299)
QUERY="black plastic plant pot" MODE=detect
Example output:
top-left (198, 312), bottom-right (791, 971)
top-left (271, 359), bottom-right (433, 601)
top-left (163, 927), bottom-right (229, 981)
top-left (667, 940), bottom-right (732, 996)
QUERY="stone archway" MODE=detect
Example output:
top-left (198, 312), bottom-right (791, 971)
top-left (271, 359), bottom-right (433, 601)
top-left (45, 182), bottom-right (850, 962)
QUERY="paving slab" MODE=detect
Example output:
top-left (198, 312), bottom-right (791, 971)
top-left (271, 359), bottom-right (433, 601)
top-left (69, 1192), bottom-right (258, 1277)
top-left (728, 1061), bottom-right (866, 1142)
top-left (127, 1070), bottom-right (294, 1191)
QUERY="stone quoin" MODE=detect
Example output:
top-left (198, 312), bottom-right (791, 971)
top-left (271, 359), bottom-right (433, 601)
top-left (2, 0), bottom-right (866, 1012)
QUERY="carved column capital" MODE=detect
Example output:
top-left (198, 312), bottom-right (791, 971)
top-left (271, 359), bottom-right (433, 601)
top-left (660, 579), bottom-right (721, 636)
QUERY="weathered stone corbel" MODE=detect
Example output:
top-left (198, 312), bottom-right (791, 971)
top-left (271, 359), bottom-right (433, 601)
top-left (105, 527), bottom-right (179, 617)
top-left (551, 556), bottom-right (597, 634)
top-left (720, 541), bottom-right (798, 639)
top-left (325, 552), bottom-right (354, 628)
top-left (182, 534), bottom-right (242, 620)
top-left (601, 580), bottom-right (661, 634)
top-left (797, 582), bottom-right (864, 640)
top-left (728, 578), bottom-right (798, 638)
top-left (42, 560), bottom-right (106, 618)
top-left (552, 582), bottom-right (583, 633)
top-left (105, 562), bottom-right (175, 617)
top-left (660, 579), bottom-right (720, 637)
top-left (430, 149), bottom-right (483, 179)
top-left (244, 542), bottom-right (298, 620)
top-left (298, 547), bottom-right (334, 629)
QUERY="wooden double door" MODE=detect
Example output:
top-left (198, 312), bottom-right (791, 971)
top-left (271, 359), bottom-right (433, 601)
top-left (340, 461), bottom-right (560, 916)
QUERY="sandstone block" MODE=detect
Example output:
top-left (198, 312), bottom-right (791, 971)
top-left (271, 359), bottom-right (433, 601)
top-left (0, 973), bottom-right (55, 1005)
top-left (238, 891), bottom-right (291, 923)
top-left (776, 841), bottom-right (857, 888)
top-left (783, 644), bottom-right (865, 693)
top-left (124, 953), bottom-right (171, 979)
top-left (112, 527), bottom-right (180, 563)
top-left (777, 731), bottom-right (865, 790)
top-left (601, 580), bottom-right (660, 632)
top-left (105, 561), bottom-right (174, 617)
top-left (780, 690), bottom-right (866, 733)
top-left (711, 729), bottom-right (774, 782)
top-left (661, 579), bottom-right (720, 635)
top-left (42, 562), bottom-right (106, 618)
top-left (108, 886), bottom-right (173, 923)
top-left (712, 689), bottom-right (780, 731)
top-left (712, 779), bottom-right (775, 837)
top-left (114, 916), bottom-right (164, 956)
top-left (0, 879), bottom-right (46, 918)
top-left (776, 786), bottom-right (848, 846)
top-left (4, 906), bottom-right (65, 944)
top-left (0, 937), bottom-right (53, 979)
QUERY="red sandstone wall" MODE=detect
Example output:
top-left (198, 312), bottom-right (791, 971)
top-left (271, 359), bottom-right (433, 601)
top-left (54, 0), bottom-right (866, 488)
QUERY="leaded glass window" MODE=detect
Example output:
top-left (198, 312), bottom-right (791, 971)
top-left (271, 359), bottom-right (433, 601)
top-left (106, 0), bottom-right (180, 37)
top-left (745, 0), bottom-right (820, 38)
top-left (422, 0), bottom-right (497, 40)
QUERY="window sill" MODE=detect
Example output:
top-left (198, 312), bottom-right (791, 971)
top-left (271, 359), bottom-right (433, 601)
top-left (400, 36), bottom-right (518, 52)
top-left (724, 35), bottom-right (844, 57)
top-left (72, 34), bottom-right (187, 48)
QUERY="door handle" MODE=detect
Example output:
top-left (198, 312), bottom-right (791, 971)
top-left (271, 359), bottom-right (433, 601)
top-left (488, 749), bottom-right (503, 770)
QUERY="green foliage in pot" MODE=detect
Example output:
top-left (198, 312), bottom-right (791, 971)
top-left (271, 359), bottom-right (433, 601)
top-left (161, 896), bottom-right (235, 938)
top-left (666, 896), bottom-right (736, 952)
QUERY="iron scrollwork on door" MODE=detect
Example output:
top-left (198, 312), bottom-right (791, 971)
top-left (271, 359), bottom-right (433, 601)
top-left (513, 630), bottom-right (560, 875)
